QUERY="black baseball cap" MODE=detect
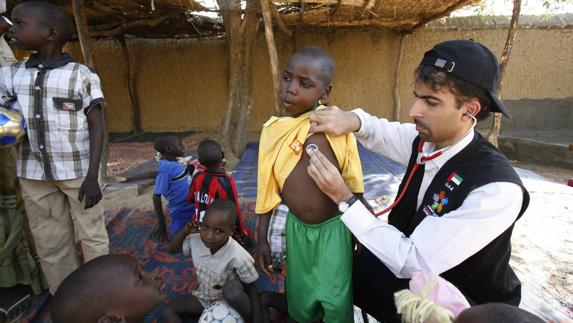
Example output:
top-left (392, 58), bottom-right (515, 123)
top-left (419, 39), bottom-right (511, 118)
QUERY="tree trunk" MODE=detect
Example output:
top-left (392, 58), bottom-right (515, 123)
top-left (260, 0), bottom-right (282, 115)
top-left (72, 0), bottom-right (109, 179)
top-left (216, 0), bottom-right (260, 163)
top-left (487, 0), bottom-right (522, 147)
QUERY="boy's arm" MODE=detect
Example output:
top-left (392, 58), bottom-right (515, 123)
top-left (255, 212), bottom-right (273, 275)
top-left (78, 105), bottom-right (103, 209)
top-left (244, 282), bottom-right (263, 323)
top-left (152, 194), bottom-right (168, 241)
top-left (167, 222), bottom-right (198, 254)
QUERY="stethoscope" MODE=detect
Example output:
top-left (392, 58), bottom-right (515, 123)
top-left (372, 112), bottom-right (477, 217)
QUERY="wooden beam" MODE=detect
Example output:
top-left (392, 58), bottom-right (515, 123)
top-left (359, 0), bottom-right (371, 17)
top-left (88, 15), bottom-right (174, 38)
top-left (271, 3), bottom-right (293, 36)
top-left (72, 0), bottom-right (109, 179)
top-left (260, 0), bottom-right (282, 115)
top-left (330, 0), bottom-right (342, 17)
top-left (72, 0), bottom-right (94, 68)
top-left (488, 0), bottom-right (522, 147)
top-left (118, 35), bottom-right (142, 133)
top-left (393, 32), bottom-right (406, 121)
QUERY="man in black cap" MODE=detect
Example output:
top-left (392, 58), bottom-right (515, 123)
top-left (306, 39), bottom-right (530, 321)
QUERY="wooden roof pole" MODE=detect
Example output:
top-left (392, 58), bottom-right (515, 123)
top-left (487, 0), bottom-right (522, 147)
top-left (72, 0), bottom-right (108, 178)
top-left (72, 0), bottom-right (94, 68)
top-left (393, 32), bottom-right (406, 121)
top-left (260, 0), bottom-right (282, 115)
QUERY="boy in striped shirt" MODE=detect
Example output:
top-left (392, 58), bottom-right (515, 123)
top-left (188, 139), bottom-right (251, 248)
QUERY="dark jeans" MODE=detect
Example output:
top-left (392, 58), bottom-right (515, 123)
top-left (353, 249), bottom-right (409, 323)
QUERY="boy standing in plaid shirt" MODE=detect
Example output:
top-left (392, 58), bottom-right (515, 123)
top-left (0, 2), bottom-right (109, 294)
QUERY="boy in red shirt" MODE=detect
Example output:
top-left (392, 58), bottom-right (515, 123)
top-left (188, 139), bottom-right (251, 247)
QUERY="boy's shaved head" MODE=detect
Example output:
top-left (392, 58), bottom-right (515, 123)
top-left (16, 1), bottom-right (75, 43)
top-left (154, 135), bottom-right (180, 155)
top-left (206, 199), bottom-right (237, 228)
top-left (292, 46), bottom-right (336, 85)
top-left (197, 139), bottom-right (224, 168)
top-left (52, 254), bottom-right (134, 323)
top-left (454, 303), bottom-right (544, 323)
top-left (52, 254), bottom-right (165, 323)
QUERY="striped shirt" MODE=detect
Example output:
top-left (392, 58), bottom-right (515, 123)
top-left (0, 53), bottom-right (105, 180)
top-left (188, 168), bottom-right (247, 233)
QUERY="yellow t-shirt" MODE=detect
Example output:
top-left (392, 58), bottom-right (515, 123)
top-left (255, 108), bottom-right (364, 214)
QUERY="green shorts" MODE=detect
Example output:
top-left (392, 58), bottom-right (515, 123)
top-left (286, 212), bottom-right (353, 323)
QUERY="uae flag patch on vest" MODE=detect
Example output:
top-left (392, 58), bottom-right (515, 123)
top-left (448, 172), bottom-right (463, 186)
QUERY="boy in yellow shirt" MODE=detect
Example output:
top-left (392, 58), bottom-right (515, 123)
top-left (256, 46), bottom-right (364, 323)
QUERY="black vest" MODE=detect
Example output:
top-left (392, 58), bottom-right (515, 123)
top-left (388, 133), bottom-right (530, 305)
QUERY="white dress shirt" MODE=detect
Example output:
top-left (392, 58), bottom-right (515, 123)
top-left (342, 109), bottom-right (523, 279)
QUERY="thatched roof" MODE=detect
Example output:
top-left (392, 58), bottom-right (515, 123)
top-left (5, 0), bottom-right (479, 38)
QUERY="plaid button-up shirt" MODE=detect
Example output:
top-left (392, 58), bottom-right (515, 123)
top-left (0, 53), bottom-right (105, 180)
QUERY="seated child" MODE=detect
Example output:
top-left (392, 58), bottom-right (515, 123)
top-left (165, 199), bottom-right (261, 323)
top-left (51, 254), bottom-right (166, 323)
top-left (188, 139), bottom-right (250, 247)
top-left (255, 46), bottom-right (364, 323)
top-left (153, 135), bottom-right (198, 240)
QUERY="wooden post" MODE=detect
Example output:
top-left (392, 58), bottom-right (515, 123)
top-left (260, 0), bottom-right (282, 115)
top-left (72, 0), bottom-right (94, 68)
top-left (393, 32), bottom-right (406, 121)
top-left (72, 0), bottom-right (108, 178)
top-left (487, 0), bottom-right (522, 147)
top-left (118, 35), bottom-right (142, 133)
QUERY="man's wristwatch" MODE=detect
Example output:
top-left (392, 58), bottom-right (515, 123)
top-left (338, 195), bottom-right (358, 213)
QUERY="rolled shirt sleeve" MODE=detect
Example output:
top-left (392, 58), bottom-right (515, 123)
top-left (79, 66), bottom-right (105, 114)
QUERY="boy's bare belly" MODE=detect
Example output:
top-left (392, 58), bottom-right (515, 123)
top-left (282, 133), bottom-right (339, 224)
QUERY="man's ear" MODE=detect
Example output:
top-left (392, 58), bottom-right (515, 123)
top-left (98, 313), bottom-right (126, 323)
top-left (463, 99), bottom-right (481, 118)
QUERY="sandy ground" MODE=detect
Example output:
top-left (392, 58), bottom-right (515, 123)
top-left (510, 168), bottom-right (572, 321)
top-left (102, 133), bottom-right (573, 321)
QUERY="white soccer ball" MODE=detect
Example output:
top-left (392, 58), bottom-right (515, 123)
top-left (198, 301), bottom-right (245, 323)
top-left (0, 108), bottom-right (26, 148)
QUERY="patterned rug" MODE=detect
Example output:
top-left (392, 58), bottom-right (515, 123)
top-left (21, 142), bottom-right (404, 322)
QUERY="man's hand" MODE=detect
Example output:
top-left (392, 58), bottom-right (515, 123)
top-left (307, 148), bottom-right (353, 204)
top-left (309, 106), bottom-right (361, 137)
top-left (256, 239), bottom-right (273, 276)
top-left (78, 176), bottom-right (102, 209)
